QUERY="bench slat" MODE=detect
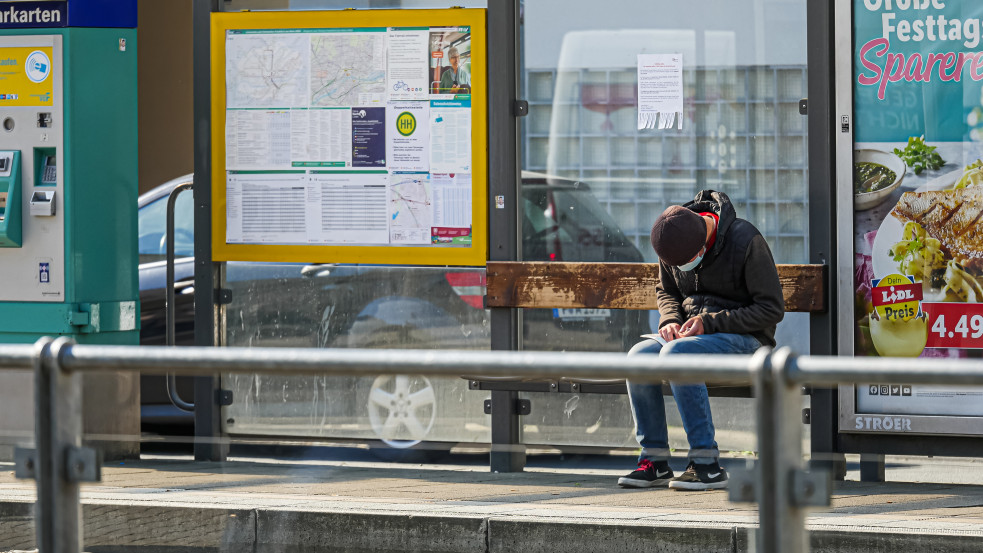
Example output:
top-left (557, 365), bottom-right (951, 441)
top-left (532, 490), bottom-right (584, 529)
top-left (486, 262), bottom-right (826, 313)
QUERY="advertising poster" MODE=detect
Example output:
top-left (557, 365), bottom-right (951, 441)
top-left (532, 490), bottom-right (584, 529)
top-left (223, 25), bottom-right (474, 248)
top-left (429, 27), bottom-right (471, 96)
top-left (853, 0), bottom-right (983, 419)
top-left (0, 46), bottom-right (54, 107)
top-left (352, 107), bottom-right (386, 168)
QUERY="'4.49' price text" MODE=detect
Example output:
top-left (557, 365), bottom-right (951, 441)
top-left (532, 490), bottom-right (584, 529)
top-left (924, 303), bottom-right (983, 349)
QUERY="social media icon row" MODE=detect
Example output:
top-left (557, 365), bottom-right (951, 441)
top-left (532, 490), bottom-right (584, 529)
top-left (868, 384), bottom-right (912, 396)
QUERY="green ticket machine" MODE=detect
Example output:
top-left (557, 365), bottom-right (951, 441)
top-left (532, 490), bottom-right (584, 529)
top-left (0, 0), bottom-right (139, 459)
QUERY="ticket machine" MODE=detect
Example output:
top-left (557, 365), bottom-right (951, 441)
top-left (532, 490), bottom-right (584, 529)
top-left (0, 0), bottom-right (139, 458)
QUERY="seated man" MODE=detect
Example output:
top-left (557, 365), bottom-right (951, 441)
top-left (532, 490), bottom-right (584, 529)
top-left (618, 190), bottom-right (784, 491)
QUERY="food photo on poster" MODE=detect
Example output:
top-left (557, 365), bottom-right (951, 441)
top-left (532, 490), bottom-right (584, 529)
top-left (853, 0), bottom-right (983, 366)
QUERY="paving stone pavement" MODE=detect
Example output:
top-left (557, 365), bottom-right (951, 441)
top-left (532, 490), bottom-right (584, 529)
top-left (2, 454), bottom-right (983, 552)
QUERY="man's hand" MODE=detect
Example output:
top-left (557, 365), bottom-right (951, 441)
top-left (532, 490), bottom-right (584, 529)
top-left (678, 316), bottom-right (705, 337)
top-left (659, 323), bottom-right (682, 342)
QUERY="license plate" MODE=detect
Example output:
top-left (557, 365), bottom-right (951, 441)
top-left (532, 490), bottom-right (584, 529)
top-left (552, 308), bottom-right (612, 320)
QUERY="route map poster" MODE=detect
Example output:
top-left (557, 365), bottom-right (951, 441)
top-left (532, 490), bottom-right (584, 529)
top-left (851, 0), bottom-right (983, 422)
top-left (212, 10), bottom-right (486, 265)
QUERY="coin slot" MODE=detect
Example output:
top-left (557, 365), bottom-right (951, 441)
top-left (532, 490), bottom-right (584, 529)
top-left (2, 118), bottom-right (13, 132)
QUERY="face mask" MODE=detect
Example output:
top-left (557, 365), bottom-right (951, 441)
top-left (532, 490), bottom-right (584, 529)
top-left (677, 248), bottom-right (705, 272)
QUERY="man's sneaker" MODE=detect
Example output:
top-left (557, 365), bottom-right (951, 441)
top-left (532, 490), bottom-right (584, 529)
top-left (667, 461), bottom-right (728, 490)
top-left (618, 459), bottom-right (674, 488)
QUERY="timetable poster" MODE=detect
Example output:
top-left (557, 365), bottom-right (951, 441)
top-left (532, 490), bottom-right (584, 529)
top-left (223, 25), bottom-right (474, 247)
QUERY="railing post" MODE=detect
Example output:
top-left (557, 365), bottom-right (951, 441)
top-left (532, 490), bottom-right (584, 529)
top-left (35, 336), bottom-right (84, 553)
top-left (755, 346), bottom-right (811, 553)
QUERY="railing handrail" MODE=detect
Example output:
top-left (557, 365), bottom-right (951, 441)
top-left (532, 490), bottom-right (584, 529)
top-left (0, 342), bottom-right (38, 369)
top-left (790, 355), bottom-right (983, 385)
top-left (0, 343), bottom-right (753, 383)
top-left (5, 338), bottom-right (983, 553)
top-left (3, 342), bottom-right (983, 388)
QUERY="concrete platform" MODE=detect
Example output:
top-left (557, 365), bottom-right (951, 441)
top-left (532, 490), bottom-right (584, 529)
top-left (2, 453), bottom-right (983, 552)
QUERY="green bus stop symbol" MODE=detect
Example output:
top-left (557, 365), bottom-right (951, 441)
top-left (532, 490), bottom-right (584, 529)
top-left (396, 111), bottom-right (416, 136)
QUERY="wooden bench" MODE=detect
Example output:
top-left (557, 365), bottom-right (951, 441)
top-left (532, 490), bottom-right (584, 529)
top-left (486, 262), bottom-right (826, 313)
top-left (476, 261), bottom-right (828, 472)
top-left (469, 262), bottom-right (827, 396)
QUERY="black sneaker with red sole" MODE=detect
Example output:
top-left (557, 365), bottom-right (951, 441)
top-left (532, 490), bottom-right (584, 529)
top-left (617, 459), bottom-right (674, 488)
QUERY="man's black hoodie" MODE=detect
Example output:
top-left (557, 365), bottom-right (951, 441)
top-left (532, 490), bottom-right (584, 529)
top-left (655, 190), bottom-right (785, 347)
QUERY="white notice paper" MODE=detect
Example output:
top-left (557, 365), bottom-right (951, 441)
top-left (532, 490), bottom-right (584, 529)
top-left (226, 172), bottom-right (390, 245)
top-left (637, 54), bottom-right (683, 130)
top-left (387, 102), bottom-right (430, 172)
top-left (312, 172), bottom-right (390, 244)
top-left (429, 101), bottom-right (471, 173)
top-left (387, 29), bottom-right (430, 101)
top-left (226, 172), bottom-right (309, 243)
top-left (432, 173), bottom-right (471, 228)
top-left (225, 110), bottom-right (293, 170)
top-left (290, 108), bottom-right (353, 166)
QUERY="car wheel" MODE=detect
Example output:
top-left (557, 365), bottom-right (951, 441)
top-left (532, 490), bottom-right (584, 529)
top-left (366, 374), bottom-right (448, 462)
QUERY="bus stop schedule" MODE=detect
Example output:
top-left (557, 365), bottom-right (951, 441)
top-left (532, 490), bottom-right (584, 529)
top-left (223, 26), bottom-right (474, 247)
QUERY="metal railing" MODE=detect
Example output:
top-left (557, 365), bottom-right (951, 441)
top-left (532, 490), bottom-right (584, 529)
top-left (164, 181), bottom-right (195, 412)
top-left (3, 337), bottom-right (983, 553)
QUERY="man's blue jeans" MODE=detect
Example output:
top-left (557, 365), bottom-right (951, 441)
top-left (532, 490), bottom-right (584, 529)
top-left (626, 333), bottom-right (762, 465)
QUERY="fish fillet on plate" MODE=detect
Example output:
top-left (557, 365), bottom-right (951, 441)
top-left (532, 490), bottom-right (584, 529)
top-left (891, 186), bottom-right (983, 274)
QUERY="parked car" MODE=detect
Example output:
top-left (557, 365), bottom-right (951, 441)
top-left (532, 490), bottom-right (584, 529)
top-left (137, 173), bottom-right (650, 451)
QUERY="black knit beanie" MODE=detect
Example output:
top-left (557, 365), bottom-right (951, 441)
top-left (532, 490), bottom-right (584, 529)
top-left (650, 205), bottom-right (706, 266)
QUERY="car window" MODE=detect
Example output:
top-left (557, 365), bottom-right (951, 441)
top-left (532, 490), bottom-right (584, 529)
top-left (138, 188), bottom-right (194, 257)
top-left (522, 186), bottom-right (637, 262)
top-left (522, 195), bottom-right (553, 235)
top-left (550, 189), bottom-right (625, 241)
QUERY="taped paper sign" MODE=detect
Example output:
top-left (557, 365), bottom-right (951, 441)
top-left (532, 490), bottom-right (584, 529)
top-left (637, 53), bottom-right (683, 130)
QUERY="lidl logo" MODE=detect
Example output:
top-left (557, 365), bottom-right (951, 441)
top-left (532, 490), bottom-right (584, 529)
top-left (25, 50), bottom-right (50, 83)
top-left (396, 111), bottom-right (416, 136)
top-left (871, 273), bottom-right (922, 322)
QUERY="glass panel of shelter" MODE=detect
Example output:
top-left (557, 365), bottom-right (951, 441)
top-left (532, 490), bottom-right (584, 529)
top-left (517, 0), bottom-right (811, 448)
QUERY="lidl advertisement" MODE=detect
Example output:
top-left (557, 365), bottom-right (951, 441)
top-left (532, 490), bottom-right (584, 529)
top-left (853, 0), bottom-right (983, 417)
top-left (0, 46), bottom-right (53, 107)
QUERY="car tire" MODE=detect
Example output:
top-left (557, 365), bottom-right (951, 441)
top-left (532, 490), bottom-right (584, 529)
top-left (367, 440), bottom-right (451, 463)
